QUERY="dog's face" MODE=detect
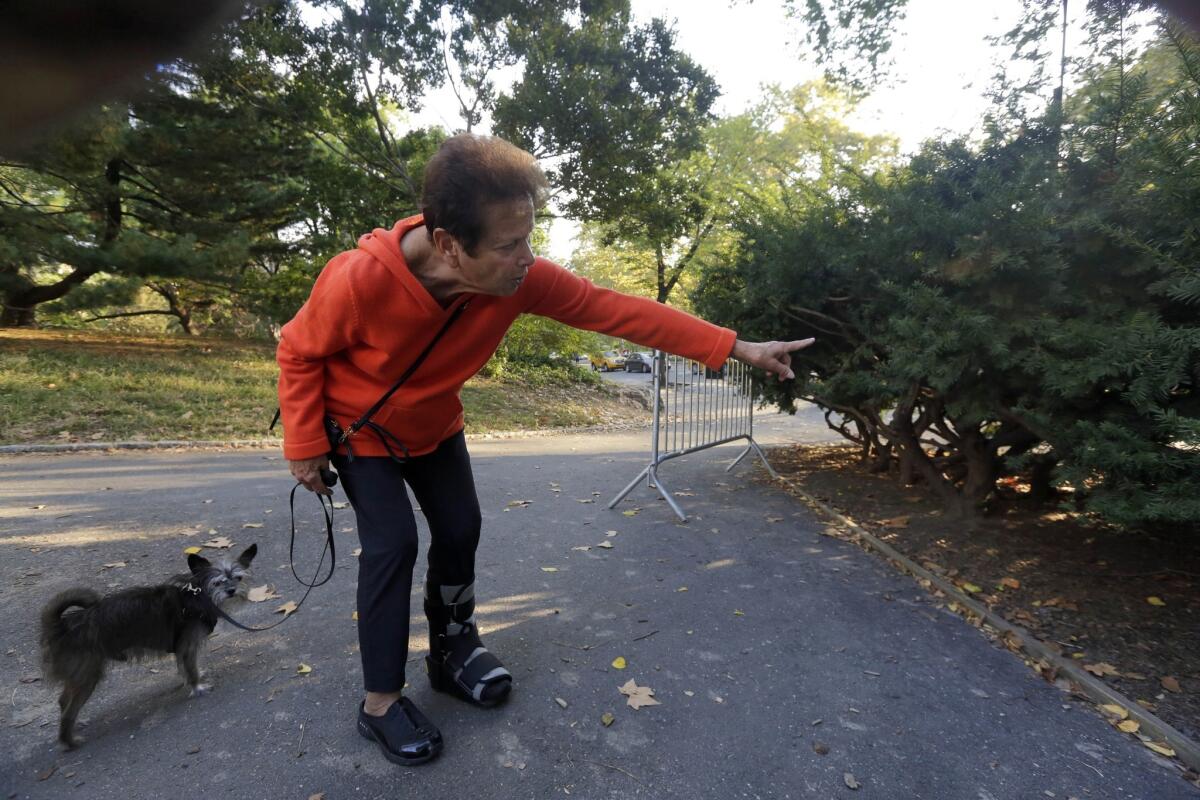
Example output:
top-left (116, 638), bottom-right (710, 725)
top-left (186, 544), bottom-right (257, 602)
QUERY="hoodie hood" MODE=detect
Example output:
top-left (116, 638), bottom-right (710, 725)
top-left (356, 214), bottom-right (444, 316)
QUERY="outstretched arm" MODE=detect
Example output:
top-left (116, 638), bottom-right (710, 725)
top-left (730, 338), bottom-right (816, 381)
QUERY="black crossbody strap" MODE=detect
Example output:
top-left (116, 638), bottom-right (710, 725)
top-left (338, 298), bottom-right (471, 445)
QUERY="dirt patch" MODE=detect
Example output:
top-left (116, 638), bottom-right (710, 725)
top-left (767, 443), bottom-right (1200, 746)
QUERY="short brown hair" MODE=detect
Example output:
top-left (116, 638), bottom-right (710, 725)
top-left (421, 134), bottom-right (549, 255)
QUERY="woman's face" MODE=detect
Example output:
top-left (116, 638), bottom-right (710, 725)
top-left (454, 196), bottom-right (537, 297)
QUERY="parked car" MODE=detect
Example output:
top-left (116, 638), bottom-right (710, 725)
top-left (588, 350), bottom-right (626, 371)
top-left (623, 352), bottom-right (654, 373)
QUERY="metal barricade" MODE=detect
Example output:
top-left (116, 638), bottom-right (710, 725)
top-left (608, 350), bottom-right (777, 521)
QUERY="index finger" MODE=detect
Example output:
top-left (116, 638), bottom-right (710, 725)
top-left (785, 338), bottom-right (816, 352)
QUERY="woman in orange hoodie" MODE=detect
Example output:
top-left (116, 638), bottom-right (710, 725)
top-left (277, 133), bottom-right (813, 766)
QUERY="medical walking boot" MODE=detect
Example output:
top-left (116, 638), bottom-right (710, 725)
top-left (424, 582), bottom-right (512, 707)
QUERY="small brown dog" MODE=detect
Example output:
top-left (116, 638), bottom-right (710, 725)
top-left (39, 545), bottom-right (257, 748)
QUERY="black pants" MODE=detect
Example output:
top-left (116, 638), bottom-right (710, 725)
top-left (332, 431), bottom-right (481, 692)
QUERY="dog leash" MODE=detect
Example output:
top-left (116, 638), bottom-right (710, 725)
top-left (201, 477), bottom-right (337, 632)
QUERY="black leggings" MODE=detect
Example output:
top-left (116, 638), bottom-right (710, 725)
top-left (332, 431), bottom-right (482, 692)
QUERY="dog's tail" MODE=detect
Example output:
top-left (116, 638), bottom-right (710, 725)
top-left (40, 589), bottom-right (100, 643)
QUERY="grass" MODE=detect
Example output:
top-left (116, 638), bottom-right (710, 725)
top-left (0, 329), bottom-right (648, 445)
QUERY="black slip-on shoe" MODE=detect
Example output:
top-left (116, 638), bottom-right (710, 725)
top-left (357, 698), bottom-right (443, 766)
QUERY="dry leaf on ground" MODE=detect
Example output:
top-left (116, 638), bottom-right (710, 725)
top-left (1085, 662), bottom-right (1121, 678)
top-left (1099, 703), bottom-right (1129, 719)
top-left (247, 585), bottom-right (279, 603)
top-left (507, 499), bottom-right (532, 508)
top-left (202, 536), bottom-right (234, 549)
top-left (102, 562), bottom-right (126, 569)
top-left (600, 712), bottom-right (615, 727)
top-left (596, 541), bottom-right (614, 549)
top-left (277, 601), bottom-right (299, 617)
top-left (611, 656), bottom-right (627, 670)
top-left (184, 546), bottom-right (202, 555)
top-left (618, 679), bottom-right (660, 710)
top-left (999, 577), bottom-right (1021, 590)
top-left (1144, 741), bottom-right (1176, 757)
top-left (844, 772), bottom-right (861, 789)
top-left (242, 522), bottom-right (264, 529)
top-left (1117, 719), bottom-right (1140, 733)
top-left (1161, 676), bottom-right (1182, 693)
top-left (1146, 596), bottom-right (1166, 606)
top-left (297, 663), bottom-right (312, 675)
top-left (540, 567), bottom-right (559, 573)
top-left (878, 516), bottom-right (910, 528)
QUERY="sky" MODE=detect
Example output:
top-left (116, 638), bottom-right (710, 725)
top-left (406, 0), bottom-right (1120, 260)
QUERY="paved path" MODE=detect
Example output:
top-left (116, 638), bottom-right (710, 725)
top-left (0, 412), bottom-right (1193, 799)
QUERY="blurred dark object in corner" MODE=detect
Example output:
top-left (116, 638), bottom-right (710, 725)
top-left (0, 0), bottom-right (248, 152)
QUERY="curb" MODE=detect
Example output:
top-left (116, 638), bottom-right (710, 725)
top-left (774, 474), bottom-right (1200, 775)
top-left (0, 420), bottom-right (656, 456)
top-left (0, 439), bottom-right (283, 454)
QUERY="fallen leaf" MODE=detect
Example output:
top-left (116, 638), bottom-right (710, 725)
top-left (1085, 663), bottom-right (1120, 678)
top-left (202, 536), bottom-right (234, 549)
top-left (571, 546), bottom-right (592, 552)
top-left (184, 546), bottom-right (203, 555)
top-left (618, 679), bottom-right (660, 710)
top-left (1117, 720), bottom-right (1140, 733)
top-left (622, 509), bottom-right (640, 517)
top-left (1146, 596), bottom-right (1166, 607)
top-left (844, 772), bottom-right (861, 790)
top-left (540, 567), bottom-right (559, 573)
top-left (1099, 704), bottom-right (1129, 720)
top-left (102, 562), bottom-right (126, 569)
top-left (1144, 741), bottom-right (1176, 757)
top-left (596, 541), bottom-right (614, 549)
top-left (600, 712), bottom-right (615, 727)
top-left (999, 577), bottom-right (1021, 590)
top-left (352, 611), bottom-right (358, 621)
top-left (676, 586), bottom-right (688, 593)
top-left (576, 498), bottom-right (595, 504)
top-left (507, 499), bottom-right (533, 508)
top-left (960, 582), bottom-right (982, 594)
top-left (554, 697), bottom-right (568, 709)
top-left (308, 793), bottom-right (326, 800)
top-left (765, 515), bottom-right (784, 523)
top-left (877, 516), bottom-right (910, 528)
top-left (297, 663), bottom-right (312, 675)
top-left (242, 522), bottom-right (264, 529)
top-left (37, 765), bottom-right (56, 781)
top-left (813, 741), bottom-right (829, 755)
top-left (733, 609), bottom-right (745, 616)
top-left (605, 530), bottom-right (618, 536)
top-left (186, 745), bottom-right (201, 754)
top-left (247, 585), bottom-right (279, 603)
top-left (611, 656), bottom-right (627, 670)
top-left (1161, 676), bottom-right (1182, 693)
top-left (276, 601), bottom-right (299, 617)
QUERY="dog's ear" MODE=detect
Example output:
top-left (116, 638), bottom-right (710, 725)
top-left (187, 553), bottom-right (211, 573)
top-left (236, 543), bottom-right (258, 568)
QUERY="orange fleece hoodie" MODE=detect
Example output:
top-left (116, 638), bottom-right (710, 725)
top-left (276, 215), bottom-right (737, 461)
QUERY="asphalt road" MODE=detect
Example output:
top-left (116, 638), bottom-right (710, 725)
top-left (0, 416), bottom-right (1194, 799)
